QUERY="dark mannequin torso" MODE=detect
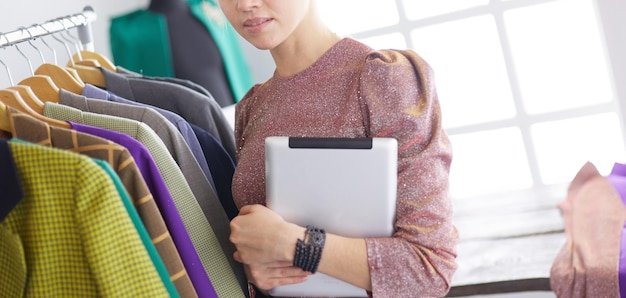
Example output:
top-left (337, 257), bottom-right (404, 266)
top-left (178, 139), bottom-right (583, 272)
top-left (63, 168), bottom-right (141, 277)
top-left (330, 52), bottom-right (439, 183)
top-left (149, 0), bottom-right (235, 106)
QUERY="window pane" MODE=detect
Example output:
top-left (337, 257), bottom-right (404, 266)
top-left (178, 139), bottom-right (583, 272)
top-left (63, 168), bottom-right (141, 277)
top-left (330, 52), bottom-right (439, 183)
top-left (532, 113), bottom-right (625, 184)
top-left (411, 15), bottom-right (516, 128)
top-left (318, 0), bottom-right (399, 35)
top-left (449, 128), bottom-right (533, 199)
top-left (402, 0), bottom-right (489, 20)
top-left (504, 0), bottom-right (613, 114)
top-left (360, 33), bottom-right (407, 50)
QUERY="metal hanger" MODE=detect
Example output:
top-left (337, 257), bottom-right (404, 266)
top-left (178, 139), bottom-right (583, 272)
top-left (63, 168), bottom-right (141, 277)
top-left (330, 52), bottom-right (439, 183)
top-left (0, 33), bottom-right (13, 132)
top-left (8, 27), bottom-right (46, 112)
top-left (16, 26), bottom-right (63, 103)
top-left (31, 20), bottom-right (84, 95)
top-left (0, 30), bottom-right (70, 129)
top-left (60, 18), bottom-right (106, 87)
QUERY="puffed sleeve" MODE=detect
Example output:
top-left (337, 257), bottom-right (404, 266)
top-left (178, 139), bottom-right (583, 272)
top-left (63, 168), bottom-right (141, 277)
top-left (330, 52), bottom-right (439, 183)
top-left (358, 49), bottom-right (458, 297)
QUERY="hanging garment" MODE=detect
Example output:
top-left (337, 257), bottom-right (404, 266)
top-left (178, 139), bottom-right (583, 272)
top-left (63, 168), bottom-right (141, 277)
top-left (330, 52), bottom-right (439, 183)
top-left (11, 138), bottom-right (178, 297)
top-left (117, 65), bottom-right (217, 99)
top-left (54, 90), bottom-right (237, 272)
top-left (0, 139), bottom-right (169, 297)
top-left (186, 0), bottom-right (253, 102)
top-left (0, 224), bottom-right (26, 298)
top-left (7, 108), bottom-right (197, 298)
top-left (0, 138), bottom-right (25, 298)
top-left (66, 79), bottom-right (246, 291)
top-left (58, 89), bottom-right (218, 196)
top-left (77, 85), bottom-right (215, 194)
top-left (550, 162), bottom-right (626, 297)
top-left (79, 83), bottom-right (238, 220)
top-left (101, 67), bottom-right (237, 161)
top-left (42, 102), bottom-right (246, 298)
top-left (606, 163), bottom-right (626, 298)
top-left (146, 0), bottom-right (236, 106)
top-left (109, 0), bottom-right (253, 105)
top-left (91, 158), bottom-right (180, 298)
top-left (51, 118), bottom-right (217, 298)
top-left (0, 137), bottom-right (22, 222)
top-left (190, 122), bottom-right (237, 220)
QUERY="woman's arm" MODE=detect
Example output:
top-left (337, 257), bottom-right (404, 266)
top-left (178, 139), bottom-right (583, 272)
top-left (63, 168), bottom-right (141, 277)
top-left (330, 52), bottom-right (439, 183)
top-left (230, 204), bottom-right (372, 291)
top-left (318, 233), bottom-right (371, 290)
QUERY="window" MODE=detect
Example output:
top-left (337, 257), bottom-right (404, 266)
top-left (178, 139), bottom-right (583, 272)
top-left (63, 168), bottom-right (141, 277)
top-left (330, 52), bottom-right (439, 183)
top-left (317, 0), bottom-right (624, 205)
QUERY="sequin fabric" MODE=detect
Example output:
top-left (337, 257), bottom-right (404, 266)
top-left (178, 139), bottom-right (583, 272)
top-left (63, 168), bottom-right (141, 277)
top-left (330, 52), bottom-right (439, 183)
top-left (550, 162), bottom-right (624, 297)
top-left (232, 38), bottom-right (459, 297)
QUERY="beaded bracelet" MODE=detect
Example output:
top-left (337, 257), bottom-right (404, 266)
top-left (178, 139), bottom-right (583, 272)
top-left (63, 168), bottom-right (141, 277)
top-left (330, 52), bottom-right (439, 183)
top-left (293, 225), bottom-right (326, 273)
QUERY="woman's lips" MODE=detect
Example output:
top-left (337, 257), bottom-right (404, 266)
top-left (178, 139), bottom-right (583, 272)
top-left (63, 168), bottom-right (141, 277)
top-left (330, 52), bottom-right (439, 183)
top-left (243, 17), bottom-right (272, 33)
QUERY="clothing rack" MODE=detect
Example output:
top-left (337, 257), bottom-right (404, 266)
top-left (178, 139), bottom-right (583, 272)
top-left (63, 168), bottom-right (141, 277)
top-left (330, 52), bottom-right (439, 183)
top-left (0, 6), bottom-right (97, 51)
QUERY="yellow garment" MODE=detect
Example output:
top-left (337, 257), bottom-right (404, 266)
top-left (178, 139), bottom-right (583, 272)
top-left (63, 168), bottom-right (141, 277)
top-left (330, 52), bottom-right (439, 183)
top-left (2, 141), bottom-right (168, 297)
top-left (0, 224), bottom-right (26, 297)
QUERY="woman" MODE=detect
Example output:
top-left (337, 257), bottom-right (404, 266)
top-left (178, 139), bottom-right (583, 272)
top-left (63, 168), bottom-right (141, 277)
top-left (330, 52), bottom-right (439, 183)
top-left (219, 0), bottom-right (458, 297)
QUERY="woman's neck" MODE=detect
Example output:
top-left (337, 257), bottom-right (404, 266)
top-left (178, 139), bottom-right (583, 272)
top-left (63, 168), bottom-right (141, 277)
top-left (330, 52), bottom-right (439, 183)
top-left (271, 14), bottom-right (341, 78)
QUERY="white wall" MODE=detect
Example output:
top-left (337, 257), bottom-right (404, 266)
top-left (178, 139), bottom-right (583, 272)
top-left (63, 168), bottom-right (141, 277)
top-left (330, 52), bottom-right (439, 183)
top-left (595, 0), bottom-right (626, 136)
top-left (0, 1), bottom-right (144, 87)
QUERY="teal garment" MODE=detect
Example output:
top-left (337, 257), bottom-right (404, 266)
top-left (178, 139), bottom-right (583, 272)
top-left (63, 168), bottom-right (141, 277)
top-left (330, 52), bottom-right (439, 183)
top-left (110, 1), bottom-right (254, 102)
top-left (186, 0), bottom-right (253, 102)
top-left (93, 159), bottom-right (180, 298)
top-left (109, 10), bottom-right (174, 77)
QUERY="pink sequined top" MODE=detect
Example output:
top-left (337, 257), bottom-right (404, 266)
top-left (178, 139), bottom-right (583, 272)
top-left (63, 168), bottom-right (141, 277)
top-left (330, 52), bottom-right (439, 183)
top-left (232, 38), bottom-right (459, 297)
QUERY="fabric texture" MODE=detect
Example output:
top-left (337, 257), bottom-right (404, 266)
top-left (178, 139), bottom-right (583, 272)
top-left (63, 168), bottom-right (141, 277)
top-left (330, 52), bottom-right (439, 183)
top-left (81, 83), bottom-right (214, 189)
top-left (102, 67), bottom-right (237, 161)
top-left (0, 223), bottom-right (26, 298)
top-left (0, 139), bottom-right (26, 297)
top-left (117, 65), bottom-right (216, 99)
top-left (191, 122), bottom-right (238, 220)
top-left (79, 83), bottom-right (238, 220)
top-left (1, 139), bottom-right (169, 297)
top-left (550, 162), bottom-right (626, 297)
top-left (64, 121), bottom-right (217, 298)
top-left (607, 163), bottom-right (626, 297)
top-left (109, 9), bottom-right (174, 77)
top-left (91, 158), bottom-right (179, 297)
top-left (0, 134), bottom-right (22, 221)
top-left (8, 108), bottom-right (196, 298)
top-left (59, 88), bottom-right (218, 195)
top-left (233, 38), bottom-right (458, 297)
top-left (99, 67), bottom-right (247, 293)
top-left (43, 102), bottom-right (244, 298)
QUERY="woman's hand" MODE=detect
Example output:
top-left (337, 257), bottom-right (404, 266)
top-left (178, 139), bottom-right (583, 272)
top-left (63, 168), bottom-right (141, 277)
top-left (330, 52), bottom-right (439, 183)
top-left (244, 262), bottom-right (310, 291)
top-left (230, 204), bottom-right (304, 264)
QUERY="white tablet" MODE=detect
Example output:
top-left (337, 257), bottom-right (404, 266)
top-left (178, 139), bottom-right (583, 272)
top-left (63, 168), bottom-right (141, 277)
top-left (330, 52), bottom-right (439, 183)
top-left (265, 136), bottom-right (398, 297)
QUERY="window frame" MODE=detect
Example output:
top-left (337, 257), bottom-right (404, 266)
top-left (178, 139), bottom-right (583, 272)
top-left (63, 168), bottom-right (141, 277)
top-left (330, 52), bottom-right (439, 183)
top-left (335, 0), bottom-right (626, 204)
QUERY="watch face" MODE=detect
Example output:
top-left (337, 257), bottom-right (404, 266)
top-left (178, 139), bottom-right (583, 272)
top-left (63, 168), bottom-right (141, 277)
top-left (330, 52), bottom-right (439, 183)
top-left (311, 233), bottom-right (324, 246)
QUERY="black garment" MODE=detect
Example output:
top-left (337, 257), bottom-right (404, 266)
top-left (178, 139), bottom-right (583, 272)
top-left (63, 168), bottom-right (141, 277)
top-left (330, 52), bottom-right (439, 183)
top-left (0, 138), bottom-right (23, 221)
top-left (191, 123), bottom-right (238, 220)
top-left (149, 0), bottom-right (236, 107)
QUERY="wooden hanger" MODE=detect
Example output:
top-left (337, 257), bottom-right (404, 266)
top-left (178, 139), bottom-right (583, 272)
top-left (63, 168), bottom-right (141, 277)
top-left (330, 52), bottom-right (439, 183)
top-left (74, 57), bottom-right (101, 68)
top-left (0, 89), bottom-right (70, 129)
top-left (7, 85), bottom-right (44, 114)
top-left (64, 67), bottom-right (83, 82)
top-left (0, 102), bottom-right (12, 132)
top-left (71, 50), bottom-right (116, 71)
top-left (34, 63), bottom-right (84, 94)
top-left (18, 75), bottom-right (61, 103)
top-left (67, 59), bottom-right (107, 88)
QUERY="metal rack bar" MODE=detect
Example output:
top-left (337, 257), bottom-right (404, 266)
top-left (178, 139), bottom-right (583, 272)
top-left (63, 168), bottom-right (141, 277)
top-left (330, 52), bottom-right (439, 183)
top-left (0, 6), bottom-right (97, 51)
